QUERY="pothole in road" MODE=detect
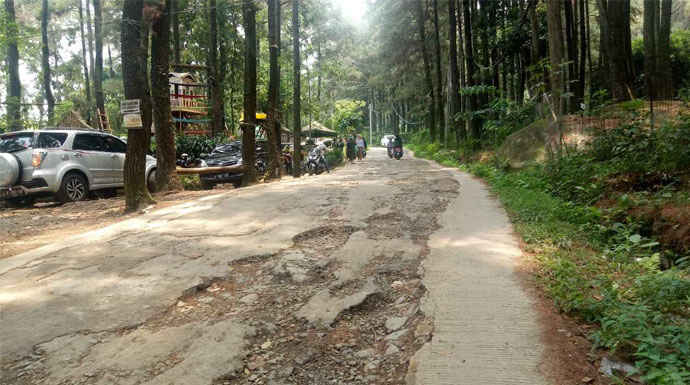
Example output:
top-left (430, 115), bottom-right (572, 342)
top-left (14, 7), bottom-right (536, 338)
top-left (293, 225), bottom-right (359, 256)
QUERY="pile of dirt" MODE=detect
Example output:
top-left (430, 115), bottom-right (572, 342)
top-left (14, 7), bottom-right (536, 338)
top-left (630, 204), bottom-right (690, 255)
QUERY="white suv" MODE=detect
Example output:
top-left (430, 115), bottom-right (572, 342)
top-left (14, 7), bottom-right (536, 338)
top-left (0, 129), bottom-right (157, 203)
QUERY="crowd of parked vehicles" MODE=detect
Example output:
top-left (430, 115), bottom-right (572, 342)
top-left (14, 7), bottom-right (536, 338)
top-left (2, 127), bottom-right (403, 206)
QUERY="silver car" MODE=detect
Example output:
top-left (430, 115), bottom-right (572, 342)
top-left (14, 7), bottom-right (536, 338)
top-left (0, 129), bottom-right (157, 203)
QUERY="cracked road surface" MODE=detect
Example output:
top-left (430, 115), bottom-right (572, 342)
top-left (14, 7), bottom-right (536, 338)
top-left (1, 148), bottom-right (546, 385)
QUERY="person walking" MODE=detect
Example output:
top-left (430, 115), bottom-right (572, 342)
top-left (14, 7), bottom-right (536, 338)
top-left (346, 135), bottom-right (357, 163)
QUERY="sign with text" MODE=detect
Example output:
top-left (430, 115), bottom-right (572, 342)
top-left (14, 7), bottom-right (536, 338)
top-left (123, 113), bottom-right (143, 129)
top-left (120, 99), bottom-right (141, 114)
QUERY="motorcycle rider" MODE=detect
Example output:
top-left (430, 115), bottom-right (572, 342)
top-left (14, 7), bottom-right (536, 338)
top-left (355, 134), bottom-right (367, 160)
top-left (393, 134), bottom-right (403, 149)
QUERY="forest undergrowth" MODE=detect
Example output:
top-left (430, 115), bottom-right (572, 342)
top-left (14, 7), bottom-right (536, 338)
top-left (408, 107), bottom-right (690, 384)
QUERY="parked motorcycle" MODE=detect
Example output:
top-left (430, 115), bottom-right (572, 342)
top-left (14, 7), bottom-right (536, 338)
top-left (177, 153), bottom-right (206, 168)
top-left (306, 147), bottom-right (329, 175)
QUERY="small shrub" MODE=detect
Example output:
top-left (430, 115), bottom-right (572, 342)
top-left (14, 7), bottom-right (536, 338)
top-left (325, 148), bottom-right (344, 167)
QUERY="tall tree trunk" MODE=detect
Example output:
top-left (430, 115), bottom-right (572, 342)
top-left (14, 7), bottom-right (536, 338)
top-left (656, 0), bottom-right (673, 98)
top-left (462, 0), bottom-right (479, 141)
top-left (171, 0), bottom-right (180, 64)
top-left (107, 44), bottom-right (116, 77)
top-left (601, 0), bottom-right (634, 101)
top-left (242, 0), bottom-right (258, 184)
top-left (597, 0), bottom-right (609, 80)
top-left (267, 0), bottom-right (282, 179)
top-left (122, 0), bottom-right (154, 212)
top-left (292, 0), bottom-right (302, 177)
top-left (479, 0), bottom-right (490, 87)
top-left (586, 0), bottom-right (593, 102)
top-left (5, 0), bottom-right (21, 131)
top-left (86, 0), bottom-right (95, 101)
top-left (448, 0), bottom-right (463, 147)
top-left (151, 0), bottom-right (178, 192)
top-left (93, 0), bottom-right (105, 129)
top-left (208, 0), bottom-right (223, 136)
top-left (546, 0), bottom-right (564, 116)
top-left (578, 0), bottom-right (586, 108)
top-left (432, 0), bottom-right (444, 143)
top-left (564, 0), bottom-right (576, 112)
top-left (489, 0), bottom-right (499, 90)
top-left (316, 38), bottom-right (321, 120)
top-left (218, 4), bottom-right (228, 134)
top-left (41, 0), bottom-right (55, 124)
top-left (643, 0), bottom-right (658, 100)
top-left (529, 1), bottom-right (539, 65)
top-left (415, 0), bottom-right (436, 139)
top-left (78, 0), bottom-right (92, 116)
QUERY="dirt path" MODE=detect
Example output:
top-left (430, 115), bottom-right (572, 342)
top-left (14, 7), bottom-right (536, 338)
top-left (0, 189), bottom-right (233, 260)
top-left (1, 148), bottom-right (547, 385)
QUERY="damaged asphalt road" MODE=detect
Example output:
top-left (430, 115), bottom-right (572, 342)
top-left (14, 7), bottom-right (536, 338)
top-left (0, 148), bottom-right (546, 385)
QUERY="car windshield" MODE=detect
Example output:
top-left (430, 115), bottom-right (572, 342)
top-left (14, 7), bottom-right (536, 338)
top-left (0, 133), bottom-right (34, 153)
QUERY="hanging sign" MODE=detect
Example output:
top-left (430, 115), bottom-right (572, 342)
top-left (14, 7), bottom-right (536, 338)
top-left (123, 113), bottom-right (143, 128)
top-left (120, 99), bottom-right (141, 114)
top-left (121, 99), bottom-right (143, 129)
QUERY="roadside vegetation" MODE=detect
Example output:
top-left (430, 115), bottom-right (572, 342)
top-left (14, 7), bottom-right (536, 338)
top-left (409, 103), bottom-right (690, 383)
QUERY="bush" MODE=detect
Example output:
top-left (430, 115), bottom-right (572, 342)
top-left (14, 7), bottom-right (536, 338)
top-left (588, 118), bottom-right (690, 176)
top-left (543, 153), bottom-right (604, 205)
top-left (174, 136), bottom-right (229, 159)
top-left (325, 147), bottom-right (344, 167)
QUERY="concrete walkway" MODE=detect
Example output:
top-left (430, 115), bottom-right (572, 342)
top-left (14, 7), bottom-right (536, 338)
top-left (408, 163), bottom-right (547, 385)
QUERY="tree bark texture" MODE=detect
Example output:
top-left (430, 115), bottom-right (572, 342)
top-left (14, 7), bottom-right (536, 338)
top-left (432, 0), bottom-right (444, 143)
top-left (267, 0), bottom-right (282, 179)
top-left (4, 0), bottom-right (22, 131)
top-left (292, 0), bottom-right (302, 177)
top-left (86, 0), bottom-right (95, 103)
top-left (644, 0), bottom-right (658, 100)
top-left (415, 0), bottom-right (436, 140)
top-left (78, 0), bottom-right (92, 115)
top-left (448, 0), bottom-right (463, 146)
top-left (93, 0), bottom-right (105, 128)
top-left (546, 0), bottom-right (564, 116)
top-left (208, 0), bottom-right (224, 136)
top-left (151, 0), bottom-right (178, 192)
top-left (41, 0), bottom-right (55, 124)
top-left (461, 0), bottom-right (479, 142)
top-left (656, 0), bottom-right (673, 98)
top-left (564, 0), bottom-right (577, 110)
top-left (578, 0), bottom-right (586, 108)
top-left (122, 0), bottom-right (154, 212)
top-left (172, 0), bottom-right (180, 64)
top-left (602, 0), bottom-right (634, 101)
top-left (242, 0), bottom-right (258, 184)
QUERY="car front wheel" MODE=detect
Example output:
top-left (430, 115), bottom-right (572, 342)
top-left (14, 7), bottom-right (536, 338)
top-left (56, 172), bottom-right (89, 203)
